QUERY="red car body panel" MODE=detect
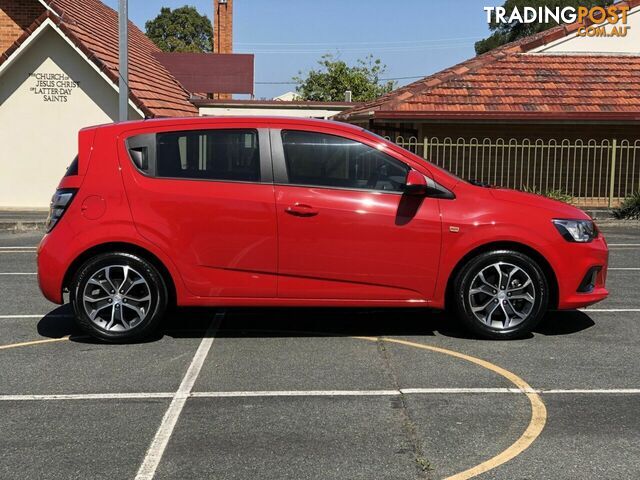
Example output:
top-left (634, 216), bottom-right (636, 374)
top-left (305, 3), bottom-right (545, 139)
top-left (38, 117), bottom-right (608, 312)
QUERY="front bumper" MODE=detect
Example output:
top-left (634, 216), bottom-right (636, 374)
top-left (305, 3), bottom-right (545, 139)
top-left (555, 235), bottom-right (609, 310)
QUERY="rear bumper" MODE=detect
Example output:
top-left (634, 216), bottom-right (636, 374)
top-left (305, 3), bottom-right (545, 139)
top-left (555, 235), bottom-right (609, 310)
top-left (37, 224), bottom-right (73, 305)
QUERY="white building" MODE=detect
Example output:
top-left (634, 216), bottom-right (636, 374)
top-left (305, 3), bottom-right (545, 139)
top-left (0, 0), bottom-right (198, 208)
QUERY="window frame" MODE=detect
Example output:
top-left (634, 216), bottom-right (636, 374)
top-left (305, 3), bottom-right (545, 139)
top-left (271, 128), bottom-right (411, 195)
top-left (125, 127), bottom-right (273, 184)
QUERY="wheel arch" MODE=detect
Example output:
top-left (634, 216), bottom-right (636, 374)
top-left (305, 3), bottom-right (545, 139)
top-left (444, 241), bottom-right (559, 310)
top-left (63, 242), bottom-right (177, 306)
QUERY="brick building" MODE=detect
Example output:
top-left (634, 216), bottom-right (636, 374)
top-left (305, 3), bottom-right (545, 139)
top-left (0, 0), bottom-right (43, 53)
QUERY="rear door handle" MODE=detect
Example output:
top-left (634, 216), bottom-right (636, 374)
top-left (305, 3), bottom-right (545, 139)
top-left (285, 203), bottom-right (319, 217)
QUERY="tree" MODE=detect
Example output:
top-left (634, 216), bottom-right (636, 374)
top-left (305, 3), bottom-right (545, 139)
top-left (475, 0), bottom-right (612, 54)
top-left (145, 6), bottom-right (212, 53)
top-left (293, 55), bottom-right (395, 102)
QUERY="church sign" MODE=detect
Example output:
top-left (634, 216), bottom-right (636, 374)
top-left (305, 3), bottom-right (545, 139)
top-left (28, 72), bottom-right (80, 103)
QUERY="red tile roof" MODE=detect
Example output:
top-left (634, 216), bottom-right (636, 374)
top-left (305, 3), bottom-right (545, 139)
top-left (1, 0), bottom-right (198, 117)
top-left (338, 0), bottom-right (640, 122)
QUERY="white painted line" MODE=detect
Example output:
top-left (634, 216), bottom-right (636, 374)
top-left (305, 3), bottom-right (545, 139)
top-left (608, 268), bottom-right (640, 271)
top-left (580, 308), bottom-right (640, 312)
top-left (0, 246), bottom-right (37, 250)
top-left (542, 389), bottom-right (640, 394)
top-left (191, 389), bottom-right (399, 398)
top-left (0, 251), bottom-right (36, 254)
top-left (1, 388), bottom-right (639, 402)
top-left (0, 314), bottom-right (71, 319)
top-left (0, 273), bottom-right (37, 276)
top-left (0, 393), bottom-right (174, 401)
top-left (400, 387), bottom-right (522, 394)
top-left (134, 312), bottom-right (224, 480)
top-left (608, 244), bottom-right (640, 247)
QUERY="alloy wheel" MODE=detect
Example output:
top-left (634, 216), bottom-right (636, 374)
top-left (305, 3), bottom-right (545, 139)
top-left (82, 265), bottom-right (152, 332)
top-left (468, 262), bottom-right (535, 330)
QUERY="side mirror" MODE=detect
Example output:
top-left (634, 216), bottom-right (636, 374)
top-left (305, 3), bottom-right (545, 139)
top-left (404, 170), bottom-right (428, 196)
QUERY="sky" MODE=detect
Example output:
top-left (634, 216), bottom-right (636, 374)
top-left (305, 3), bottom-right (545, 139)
top-left (102, 0), bottom-right (502, 99)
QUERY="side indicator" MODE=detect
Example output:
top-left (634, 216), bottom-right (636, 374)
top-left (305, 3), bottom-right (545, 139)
top-left (449, 226), bottom-right (460, 233)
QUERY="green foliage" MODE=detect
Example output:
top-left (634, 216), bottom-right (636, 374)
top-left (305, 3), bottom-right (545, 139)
top-left (613, 192), bottom-right (640, 219)
top-left (523, 186), bottom-right (575, 204)
top-left (475, 0), bottom-right (612, 54)
top-left (293, 55), bottom-right (396, 102)
top-left (145, 6), bottom-right (212, 53)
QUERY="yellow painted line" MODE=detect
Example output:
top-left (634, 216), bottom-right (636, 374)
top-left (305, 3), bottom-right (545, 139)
top-left (0, 336), bottom-right (70, 350)
top-left (355, 336), bottom-right (547, 480)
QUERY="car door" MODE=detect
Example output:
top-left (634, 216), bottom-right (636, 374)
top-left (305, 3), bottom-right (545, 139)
top-left (271, 127), bottom-right (442, 301)
top-left (120, 125), bottom-right (277, 298)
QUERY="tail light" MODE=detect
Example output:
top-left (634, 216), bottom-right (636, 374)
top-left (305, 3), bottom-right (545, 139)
top-left (46, 188), bottom-right (77, 232)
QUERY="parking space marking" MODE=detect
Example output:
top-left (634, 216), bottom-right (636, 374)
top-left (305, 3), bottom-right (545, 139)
top-left (0, 393), bottom-right (174, 401)
top-left (134, 312), bottom-right (224, 480)
top-left (0, 251), bottom-right (36, 254)
top-left (0, 389), bottom-right (638, 402)
top-left (0, 314), bottom-right (71, 319)
top-left (541, 389), bottom-right (640, 394)
top-left (2, 327), bottom-right (637, 478)
top-left (608, 244), bottom-right (640, 247)
top-left (608, 268), bottom-right (640, 270)
top-left (0, 247), bottom-right (37, 250)
top-left (0, 273), bottom-right (37, 275)
top-left (192, 389), bottom-right (400, 397)
top-left (0, 336), bottom-right (69, 350)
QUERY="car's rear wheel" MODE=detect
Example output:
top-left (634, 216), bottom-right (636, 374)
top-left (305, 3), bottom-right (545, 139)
top-left (453, 250), bottom-right (549, 339)
top-left (70, 252), bottom-right (168, 342)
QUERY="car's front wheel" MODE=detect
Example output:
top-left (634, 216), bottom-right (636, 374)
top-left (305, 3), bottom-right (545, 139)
top-left (453, 250), bottom-right (549, 339)
top-left (70, 252), bottom-right (168, 342)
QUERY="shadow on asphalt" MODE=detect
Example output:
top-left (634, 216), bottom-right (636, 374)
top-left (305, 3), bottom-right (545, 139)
top-left (36, 304), bottom-right (595, 344)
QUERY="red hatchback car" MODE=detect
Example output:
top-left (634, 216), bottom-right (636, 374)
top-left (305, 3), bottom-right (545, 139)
top-left (38, 117), bottom-right (608, 341)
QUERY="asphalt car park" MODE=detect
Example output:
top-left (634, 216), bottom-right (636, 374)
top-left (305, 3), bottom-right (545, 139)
top-left (1, 226), bottom-right (639, 479)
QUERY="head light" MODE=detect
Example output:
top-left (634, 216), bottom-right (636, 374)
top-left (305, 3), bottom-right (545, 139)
top-left (552, 219), bottom-right (597, 243)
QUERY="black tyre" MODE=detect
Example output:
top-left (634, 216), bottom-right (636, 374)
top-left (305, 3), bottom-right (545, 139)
top-left (70, 252), bottom-right (168, 342)
top-left (453, 250), bottom-right (549, 339)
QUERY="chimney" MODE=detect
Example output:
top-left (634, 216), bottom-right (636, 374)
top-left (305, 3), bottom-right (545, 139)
top-left (213, 0), bottom-right (233, 54)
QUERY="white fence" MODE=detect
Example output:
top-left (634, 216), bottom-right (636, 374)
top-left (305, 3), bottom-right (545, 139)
top-left (387, 136), bottom-right (640, 207)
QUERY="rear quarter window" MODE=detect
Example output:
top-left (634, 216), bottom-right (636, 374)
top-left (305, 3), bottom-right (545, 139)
top-left (65, 156), bottom-right (79, 176)
top-left (126, 129), bottom-right (260, 182)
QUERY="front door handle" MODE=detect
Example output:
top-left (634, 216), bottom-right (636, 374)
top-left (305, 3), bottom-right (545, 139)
top-left (285, 203), bottom-right (319, 217)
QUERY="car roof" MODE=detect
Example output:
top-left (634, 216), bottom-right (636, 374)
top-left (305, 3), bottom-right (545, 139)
top-left (82, 116), bottom-right (366, 135)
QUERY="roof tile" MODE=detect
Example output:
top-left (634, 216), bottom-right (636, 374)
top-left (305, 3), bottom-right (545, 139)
top-left (23, 0), bottom-right (197, 117)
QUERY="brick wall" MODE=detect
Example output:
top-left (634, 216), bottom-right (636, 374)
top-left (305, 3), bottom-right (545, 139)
top-left (0, 0), bottom-right (44, 54)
